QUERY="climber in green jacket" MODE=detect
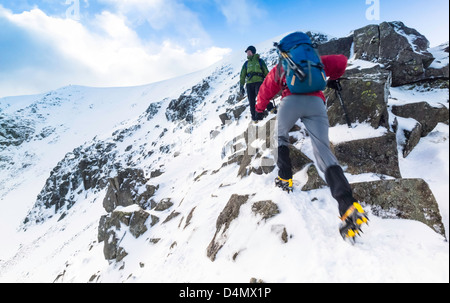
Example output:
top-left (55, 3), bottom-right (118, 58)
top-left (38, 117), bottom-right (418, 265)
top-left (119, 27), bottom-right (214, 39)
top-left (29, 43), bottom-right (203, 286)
top-left (239, 46), bottom-right (271, 122)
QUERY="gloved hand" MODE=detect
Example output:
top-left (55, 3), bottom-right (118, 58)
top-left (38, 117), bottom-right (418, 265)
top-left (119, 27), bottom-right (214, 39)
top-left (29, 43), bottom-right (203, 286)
top-left (327, 79), bottom-right (342, 91)
top-left (255, 111), bottom-right (265, 121)
top-left (240, 85), bottom-right (245, 96)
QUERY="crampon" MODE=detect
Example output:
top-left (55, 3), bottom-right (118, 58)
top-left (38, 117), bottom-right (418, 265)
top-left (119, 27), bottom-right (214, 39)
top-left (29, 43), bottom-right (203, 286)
top-left (275, 177), bottom-right (293, 193)
top-left (339, 202), bottom-right (369, 244)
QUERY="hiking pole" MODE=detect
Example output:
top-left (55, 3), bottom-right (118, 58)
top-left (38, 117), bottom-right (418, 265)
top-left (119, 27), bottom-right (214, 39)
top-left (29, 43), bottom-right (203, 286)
top-left (335, 81), bottom-right (352, 128)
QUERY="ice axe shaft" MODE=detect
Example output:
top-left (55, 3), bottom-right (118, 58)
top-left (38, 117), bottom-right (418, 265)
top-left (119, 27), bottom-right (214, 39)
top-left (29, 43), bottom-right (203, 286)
top-left (335, 82), bottom-right (351, 128)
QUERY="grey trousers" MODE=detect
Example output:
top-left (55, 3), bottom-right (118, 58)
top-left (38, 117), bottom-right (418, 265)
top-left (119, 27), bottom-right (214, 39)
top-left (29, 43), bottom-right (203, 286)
top-left (277, 94), bottom-right (338, 174)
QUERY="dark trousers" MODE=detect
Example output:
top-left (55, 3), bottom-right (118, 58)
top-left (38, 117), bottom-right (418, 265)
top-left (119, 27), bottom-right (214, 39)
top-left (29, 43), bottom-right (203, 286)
top-left (246, 82), bottom-right (262, 120)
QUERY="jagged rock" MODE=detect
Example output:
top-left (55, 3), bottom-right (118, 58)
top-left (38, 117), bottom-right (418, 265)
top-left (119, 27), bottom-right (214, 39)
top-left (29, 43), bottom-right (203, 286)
top-left (317, 35), bottom-right (353, 58)
top-left (251, 200), bottom-right (280, 220)
top-left (129, 209), bottom-right (151, 238)
top-left (166, 80), bottom-right (210, 122)
top-left (306, 31), bottom-right (329, 45)
top-left (154, 198), bottom-right (173, 211)
top-left (184, 207), bottom-right (196, 229)
top-left (162, 211), bottom-right (181, 224)
top-left (23, 141), bottom-right (119, 226)
top-left (332, 132), bottom-right (401, 178)
top-left (351, 179), bottom-right (446, 238)
top-left (232, 104), bottom-right (247, 120)
top-left (326, 65), bottom-right (391, 128)
top-left (236, 119), bottom-right (277, 178)
top-left (301, 164), bottom-right (327, 191)
top-left (401, 121), bottom-right (422, 158)
top-left (207, 194), bottom-right (249, 261)
top-left (289, 145), bottom-right (313, 175)
top-left (391, 101), bottom-right (449, 137)
top-left (0, 115), bottom-right (35, 148)
top-left (353, 21), bottom-right (435, 86)
top-left (219, 112), bottom-right (231, 125)
top-left (98, 207), bottom-right (153, 261)
top-left (102, 168), bottom-right (158, 213)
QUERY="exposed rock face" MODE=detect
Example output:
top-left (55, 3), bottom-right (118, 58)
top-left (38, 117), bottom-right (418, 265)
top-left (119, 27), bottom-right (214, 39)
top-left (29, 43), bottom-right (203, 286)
top-left (102, 168), bottom-right (158, 213)
top-left (98, 168), bottom-right (160, 261)
top-left (98, 207), bottom-right (155, 261)
top-left (0, 115), bottom-right (35, 148)
top-left (207, 194), bottom-right (249, 261)
top-left (391, 101), bottom-right (449, 137)
top-left (325, 65), bottom-right (391, 129)
top-left (332, 132), bottom-right (401, 178)
top-left (351, 179), bottom-right (445, 238)
top-left (166, 80), bottom-right (210, 122)
top-left (317, 36), bottom-right (353, 58)
top-left (352, 21), bottom-right (435, 86)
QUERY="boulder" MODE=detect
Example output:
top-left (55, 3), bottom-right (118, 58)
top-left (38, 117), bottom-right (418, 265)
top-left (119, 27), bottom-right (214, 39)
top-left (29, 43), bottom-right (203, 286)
top-left (352, 21), bottom-right (435, 86)
top-left (326, 65), bottom-right (391, 128)
top-left (207, 194), bottom-right (249, 261)
top-left (351, 179), bottom-right (445, 238)
top-left (98, 207), bottom-right (155, 261)
top-left (391, 101), bottom-right (449, 137)
top-left (332, 132), bottom-right (401, 178)
top-left (251, 200), bottom-right (280, 220)
top-left (102, 168), bottom-right (158, 213)
top-left (318, 36), bottom-right (353, 58)
top-left (301, 164), bottom-right (327, 191)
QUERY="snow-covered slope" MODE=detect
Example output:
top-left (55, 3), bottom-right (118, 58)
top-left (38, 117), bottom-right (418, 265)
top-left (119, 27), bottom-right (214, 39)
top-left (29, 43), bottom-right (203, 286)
top-left (0, 33), bottom-right (448, 283)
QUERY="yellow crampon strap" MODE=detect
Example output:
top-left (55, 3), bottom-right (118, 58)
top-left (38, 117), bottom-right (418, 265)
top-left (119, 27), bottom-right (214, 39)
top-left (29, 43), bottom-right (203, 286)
top-left (278, 177), bottom-right (293, 187)
top-left (341, 202), bottom-right (366, 222)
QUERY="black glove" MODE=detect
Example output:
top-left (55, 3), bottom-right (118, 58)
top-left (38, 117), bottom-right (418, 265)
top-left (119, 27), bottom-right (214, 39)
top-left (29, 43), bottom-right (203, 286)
top-left (255, 111), bottom-right (265, 121)
top-left (327, 79), bottom-right (342, 91)
top-left (240, 85), bottom-right (245, 96)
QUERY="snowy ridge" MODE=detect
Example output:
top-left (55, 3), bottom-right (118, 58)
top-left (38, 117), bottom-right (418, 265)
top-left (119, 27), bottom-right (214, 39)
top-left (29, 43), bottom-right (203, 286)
top-left (0, 29), bottom-right (449, 283)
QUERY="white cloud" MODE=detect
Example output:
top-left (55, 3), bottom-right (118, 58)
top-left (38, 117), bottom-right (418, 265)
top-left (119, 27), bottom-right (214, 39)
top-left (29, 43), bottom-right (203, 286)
top-left (214, 0), bottom-right (266, 29)
top-left (98, 0), bottom-right (212, 48)
top-left (0, 5), bottom-right (231, 98)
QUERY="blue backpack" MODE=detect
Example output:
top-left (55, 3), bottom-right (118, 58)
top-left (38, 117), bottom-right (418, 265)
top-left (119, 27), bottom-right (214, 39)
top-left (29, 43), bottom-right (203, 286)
top-left (275, 32), bottom-right (327, 93)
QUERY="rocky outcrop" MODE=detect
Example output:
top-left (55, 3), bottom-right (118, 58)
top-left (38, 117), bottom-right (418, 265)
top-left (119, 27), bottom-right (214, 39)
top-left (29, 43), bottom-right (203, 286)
top-left (98, 168), bottom-right (161, 261)
top-left (23, 140), bottom-right (119, 226)
top-left (207, 195), bottom-right (282, 261)
top-left (325, 65), bottom-right (391, 128)
top-left (317, 35), bottom-right (353, 58)
top-left (332, 132), bottom-right (401, 178)
top-left (166, 80), bottom-right (210, 123)
top-left (207, 194), bottom-right (249, 261)
top-left (353, 21), bottom-right (435, 86)
top-left (102, 168), bottom-right (158, 212)
top-left (0, 115), bottom-right (35, 148)
top-left (391, 101), bottom-right (449, 137)
top-left (98, 207), bottom-right (157, 261)
top-left (351, 179), bottom-right (445, 238)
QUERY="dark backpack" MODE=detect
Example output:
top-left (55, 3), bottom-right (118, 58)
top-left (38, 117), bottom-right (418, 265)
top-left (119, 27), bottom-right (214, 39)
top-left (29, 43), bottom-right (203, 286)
top-left (275, 32), bottom-right (327, 93)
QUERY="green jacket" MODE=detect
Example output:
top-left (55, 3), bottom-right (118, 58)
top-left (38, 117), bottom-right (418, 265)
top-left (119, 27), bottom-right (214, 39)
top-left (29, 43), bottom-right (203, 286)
top-left (240, 54), bottom-right (269, 86)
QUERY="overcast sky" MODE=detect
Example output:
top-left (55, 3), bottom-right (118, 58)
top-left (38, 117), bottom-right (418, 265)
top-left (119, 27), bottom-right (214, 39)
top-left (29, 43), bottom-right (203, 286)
top-left (0, 0), bottom-right (449, 98)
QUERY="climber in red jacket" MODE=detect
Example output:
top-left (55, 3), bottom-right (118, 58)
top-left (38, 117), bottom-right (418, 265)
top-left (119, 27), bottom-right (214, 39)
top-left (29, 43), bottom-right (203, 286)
top-left (255, 40), bottom-right (368, 241)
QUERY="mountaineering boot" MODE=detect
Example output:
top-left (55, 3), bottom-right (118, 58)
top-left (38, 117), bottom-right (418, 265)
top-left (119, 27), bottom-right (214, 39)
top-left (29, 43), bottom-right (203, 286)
top-left (275, 176), bottom-right (293, 193)
top-left (339, 202), bottom-right (369, 243)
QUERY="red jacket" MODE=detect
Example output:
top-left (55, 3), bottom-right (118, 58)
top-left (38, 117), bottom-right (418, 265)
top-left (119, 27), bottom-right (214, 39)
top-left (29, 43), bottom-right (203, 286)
top-left (255, 55), bottom-right (348, 113)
